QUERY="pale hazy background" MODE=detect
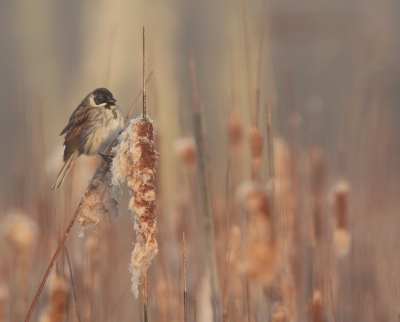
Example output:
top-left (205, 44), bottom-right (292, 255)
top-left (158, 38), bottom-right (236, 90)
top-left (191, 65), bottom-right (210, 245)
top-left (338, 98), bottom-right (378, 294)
top-left (1, 0), bottom-right (399, 208)
top-left (1, 0), bottom-right (400, 319)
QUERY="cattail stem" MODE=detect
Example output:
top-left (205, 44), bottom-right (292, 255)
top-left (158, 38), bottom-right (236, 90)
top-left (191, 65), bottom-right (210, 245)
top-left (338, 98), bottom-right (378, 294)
top-left (183, 233), bottom-right (188, 322)
top-left (125, 72), bottom-right (153, 123)
top-left (143, 272), bottom-right (149, 322)
top-left (266, 105), bottom-right (276, 194)
top-left (143, 26), bottom-right (146, 118)
top-left (25, 199), bottom-right (84, 322)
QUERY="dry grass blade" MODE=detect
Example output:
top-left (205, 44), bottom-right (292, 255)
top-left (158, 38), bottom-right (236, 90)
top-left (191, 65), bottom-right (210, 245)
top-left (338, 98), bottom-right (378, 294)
top-left (64, 247), bottom-right (81, 322)
top-left (183, 233), bottom-right (188, 322)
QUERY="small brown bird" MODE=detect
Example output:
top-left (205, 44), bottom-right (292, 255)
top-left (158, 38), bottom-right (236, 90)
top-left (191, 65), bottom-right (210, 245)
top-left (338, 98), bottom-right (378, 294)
top-left (52, 88), bottom-right (124, 189)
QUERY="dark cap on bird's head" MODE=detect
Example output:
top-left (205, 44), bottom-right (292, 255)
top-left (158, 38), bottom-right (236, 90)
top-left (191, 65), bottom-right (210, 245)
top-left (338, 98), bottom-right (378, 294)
top-left (93, 88), bottom-right (116, 105)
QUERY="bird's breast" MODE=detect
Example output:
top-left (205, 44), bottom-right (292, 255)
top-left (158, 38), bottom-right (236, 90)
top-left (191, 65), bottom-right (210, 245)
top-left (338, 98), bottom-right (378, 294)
top-left (82, 107), bottom-right (124, 155)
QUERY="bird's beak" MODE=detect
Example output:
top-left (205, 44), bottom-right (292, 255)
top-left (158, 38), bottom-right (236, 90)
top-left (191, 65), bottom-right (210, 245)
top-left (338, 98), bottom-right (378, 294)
top-left (108, 98), bottom-right (117, 104)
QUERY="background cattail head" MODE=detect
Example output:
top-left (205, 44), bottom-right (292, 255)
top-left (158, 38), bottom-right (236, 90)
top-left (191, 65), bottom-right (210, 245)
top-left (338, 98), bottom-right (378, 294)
top-left (309, 290), bottom-right (323, 322)
top-left (111, 116), bottom-right (158, 297)
top-left (77, 159), bottom-right (120, 234)
top-left (39, 274), bottom-right (70, 322)
top-left (271, 304), bottom-right (290, 322)
top-left (236, 181), bottom-right (282, 286)
top-left (0, 284), bottom-right (9, 322)
top-left (236, 181), bottom-right (272, 221)
top-left (248, 127), bottom-right (263, 167)
top-left (174, 137), bottom-right (197, 171)
top-left (333, 228), bottom-right (352, 257)
top-left (331, 179), bottom-right (351, 257)
top-left (331, 179), bottom-right (349, 230)
top-left (1, 209), bottom-right (39, 255)
top-left (310, 147), bottom-right (328, 241)
top-left (227, 115), bottom-right (243, 153)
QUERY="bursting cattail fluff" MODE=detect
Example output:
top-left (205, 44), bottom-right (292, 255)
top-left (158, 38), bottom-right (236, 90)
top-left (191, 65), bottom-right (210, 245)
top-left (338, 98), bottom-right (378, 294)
top-left (112, 115), bottom-right (158, 297)
top-left (77, 159), bottom-right (120, 234)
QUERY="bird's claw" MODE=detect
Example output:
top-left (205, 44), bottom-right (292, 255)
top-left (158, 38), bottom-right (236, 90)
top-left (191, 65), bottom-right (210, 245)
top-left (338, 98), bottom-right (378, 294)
top-left (98, 153), bottom-right (113, 163)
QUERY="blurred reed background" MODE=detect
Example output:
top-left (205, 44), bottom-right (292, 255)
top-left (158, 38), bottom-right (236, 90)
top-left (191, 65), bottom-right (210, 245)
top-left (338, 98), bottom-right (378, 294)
top-left (1, 0), bottom-right (400, 321)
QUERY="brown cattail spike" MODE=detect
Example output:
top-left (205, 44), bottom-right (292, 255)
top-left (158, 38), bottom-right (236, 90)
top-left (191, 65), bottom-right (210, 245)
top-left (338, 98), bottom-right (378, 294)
top-left (309, 290), bottom-right (323, 322)
top-left (331, 180), bottom-right (351, 257)
top-left (332, 180), bottom-right (349, 229)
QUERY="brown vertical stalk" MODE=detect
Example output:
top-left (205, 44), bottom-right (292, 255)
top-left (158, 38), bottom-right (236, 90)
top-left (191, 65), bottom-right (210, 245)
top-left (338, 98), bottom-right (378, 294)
top-left (143, 26), bottom-right (146, 118)
top-left (183, 233), bottom-right (188, 322)
top-left (266, 105), bottom-right (276, 194)
top-left (222, 246), bottom-right (231, 322)
top-left (143, 272), bottom-right (149, 322)
top-left (64, 247), bottom-right (81, 322)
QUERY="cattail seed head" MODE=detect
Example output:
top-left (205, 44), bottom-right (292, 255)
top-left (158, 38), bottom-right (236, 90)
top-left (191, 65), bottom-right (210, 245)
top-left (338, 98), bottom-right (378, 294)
top-left (0, 285), bottom-right (9, 322)
top-left (112, 116), bottom-right (158, 297)
top-left (228, 115), bottom-right (243, 153)
top-left (237, 181), bottom-right (272, 221)
top-left (309, 290), bottom-right (323, 322)
top-left (39, 274), bottom-right (70, 322)
top-left (174, 137), bottom-right (197, 171)
top-left (331, 180), bottom-right (351, 257)
top-left (333, 228), bottom-right (351, 257)
top-left (248, 127), bottom-right (263, 167)
top-left (271, 304), bottom-right (290, 322)
top-left (1, 210), bottom-right (39, 255)
top-left (236, 181), bottom-right (282, 286)
top-left (332, 180), bottom-right (349, 229)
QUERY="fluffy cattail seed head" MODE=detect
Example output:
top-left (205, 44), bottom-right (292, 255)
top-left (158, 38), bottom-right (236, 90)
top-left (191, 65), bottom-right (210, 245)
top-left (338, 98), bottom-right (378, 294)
top-left (112, 116), bottom-right (158, 297)
top-left (174, 137), bottom-right (197, 171)
top-left (77, 159), bottom-right (120, 234)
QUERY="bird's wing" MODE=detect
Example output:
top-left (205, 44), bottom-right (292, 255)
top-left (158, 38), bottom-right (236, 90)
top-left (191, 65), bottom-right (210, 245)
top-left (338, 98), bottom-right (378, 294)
top-left (60, 102), bottom-right (94, 161)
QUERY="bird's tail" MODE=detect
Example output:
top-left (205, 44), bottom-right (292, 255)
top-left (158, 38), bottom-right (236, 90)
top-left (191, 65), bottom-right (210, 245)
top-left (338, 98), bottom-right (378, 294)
top-left (51, 152), bottom-right (79, 189)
